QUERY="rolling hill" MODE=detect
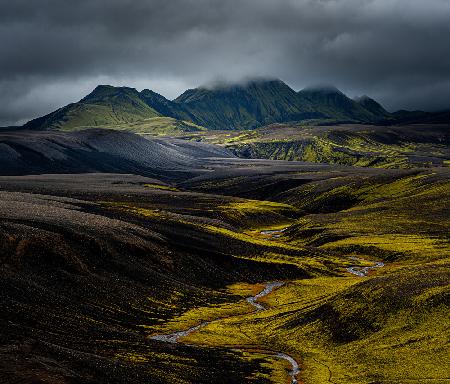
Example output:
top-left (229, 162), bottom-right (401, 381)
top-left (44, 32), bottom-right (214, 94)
top-left (354, 94), bottom-right (392, 118)
top-left (173, 123), bottom-right (450, 169)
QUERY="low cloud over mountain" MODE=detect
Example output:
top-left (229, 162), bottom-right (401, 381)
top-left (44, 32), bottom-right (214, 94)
top-left (1, 0), bottom-right (450, 125)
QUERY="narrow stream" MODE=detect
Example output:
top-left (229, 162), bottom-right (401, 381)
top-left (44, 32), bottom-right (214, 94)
top-left (150, 321), bottom-right (209, 343)
top-left (260, 228), bottom-right (287, 238)
top-left (246, 281), bottom-right (284, 311)
top-left (150, 281), bottom-right (300, 383)
top-left (346, 256), bottom-right (385, 277)
top-left (277, 352), bottom-right (300, 384)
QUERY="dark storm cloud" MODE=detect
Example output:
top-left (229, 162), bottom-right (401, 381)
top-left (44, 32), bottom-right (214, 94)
top-left (1, 0), bottom-right (450, 125)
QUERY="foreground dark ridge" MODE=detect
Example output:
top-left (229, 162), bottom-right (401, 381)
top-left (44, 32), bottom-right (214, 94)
top-left (0, 175), bottom-right (303, 384)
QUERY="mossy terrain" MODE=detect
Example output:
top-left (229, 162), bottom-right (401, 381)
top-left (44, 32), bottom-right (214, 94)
top-left (183, 267), bottom-right (449, 383)
top-left (281, 172), bottom-right (450, 264)
top-left (175, 123), bottom-right (450, 169)
top-left (94, 166), bottom-right (449, 383)
top-left (25, 85), bottom-right (161, 130)
top-left (154, 166), bottom-right (449, 383)
top-left (143, 183), bottom-right (180, 191)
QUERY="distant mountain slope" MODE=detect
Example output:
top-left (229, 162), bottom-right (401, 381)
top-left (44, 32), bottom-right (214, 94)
top-left (354, 95), bottom-right (392, 118)
top-left (23, 80), bottom-right (391, 132)
top-left (139, 89), bottom-right (193, 121)
top-left (393, 109), bottom-right (450, 124)
top-left (24, 85), bottom-right (161, 130)
top-left (0, 129), bottom-right (233, 178)
top-left (297, 86), bottom-right (381, 123)
top-left (72, 116), bottom-right (207, 136)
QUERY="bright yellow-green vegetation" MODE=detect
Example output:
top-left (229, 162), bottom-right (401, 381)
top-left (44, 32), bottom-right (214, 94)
top-left (284, 173), bottom-right (450, 264)
top-left (144, 283), bottom-right (260, 335)
top-left (322, 234), bottom-right (446, 260)
top-left (233, 350), bottom-right (293, 383)
top-left (56, 102), bottom-right (159, 131)
top-left (143, 183), bottom-right (180, 191)
top-left (201, 224), bottom-right (302, 252)
top-left (101, 202), bottom-right (164, 219)
top-left (218, 200), bottom-right (295, 219)
top-left (64, 116), bottom-right (206, 135)
top-left (217, 199), bottom-right (297, 228)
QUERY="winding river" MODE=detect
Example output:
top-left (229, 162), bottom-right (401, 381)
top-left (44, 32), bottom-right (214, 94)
top-left (150, 281), bottom-right (300, 383)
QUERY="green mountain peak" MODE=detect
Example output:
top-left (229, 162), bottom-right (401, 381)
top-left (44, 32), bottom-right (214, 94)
top-left (24, 85), bottom-right (160, 130)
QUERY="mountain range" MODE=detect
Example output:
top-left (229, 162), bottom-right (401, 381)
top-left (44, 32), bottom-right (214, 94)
top-left (23, 79), bottom-right (448, 132)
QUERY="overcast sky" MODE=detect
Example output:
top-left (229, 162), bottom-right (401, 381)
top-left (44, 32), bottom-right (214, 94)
top-left (1, 0), bottom-right (450, 126)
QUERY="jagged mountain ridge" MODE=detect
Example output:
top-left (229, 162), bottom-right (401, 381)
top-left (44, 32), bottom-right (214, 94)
top-left (25, 79), bottom-right (396, 131)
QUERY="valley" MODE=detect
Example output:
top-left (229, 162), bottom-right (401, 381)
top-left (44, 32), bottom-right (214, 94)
top-left (1, 150), bottom-right (449, 383)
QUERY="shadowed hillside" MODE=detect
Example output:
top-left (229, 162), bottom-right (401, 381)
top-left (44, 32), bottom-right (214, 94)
top-left (172, 79), bottom-right (324, 129)
top-left (0, 129), bottom-right (233, 178)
